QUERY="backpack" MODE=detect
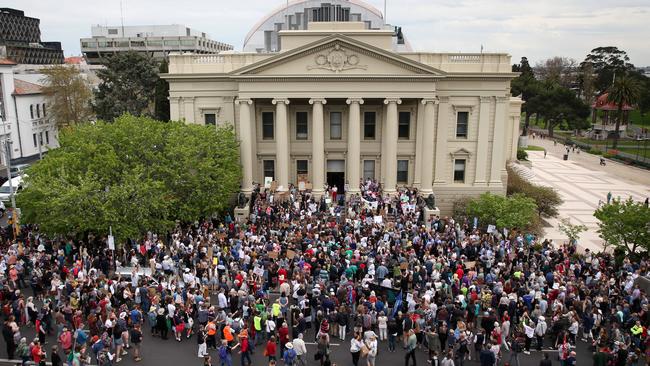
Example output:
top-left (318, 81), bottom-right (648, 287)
top-left (218, 346), bottom-right (228, 359)
top-left (285, 348), bottom-right (296, 363)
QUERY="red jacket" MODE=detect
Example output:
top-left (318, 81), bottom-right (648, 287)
top-left (265, 341), bottom-right (277, 356)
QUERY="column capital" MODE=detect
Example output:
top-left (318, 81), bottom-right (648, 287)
top-left (480, 96), bottom-right (492, 103)
top-left (496, 96), bottom-right (509, 103)
top-left (421, 97), bottom-right (439, 105)
top-left (383, 97), bottom-right (402, 105)
top-left (346, 98), bottom-right (365, 105)
top-left (308, 98), bottom-right (327, 105)
top-left (272, 98), bottom-right (290, 105)
top-left (235, 98), bottom-right (253, 105)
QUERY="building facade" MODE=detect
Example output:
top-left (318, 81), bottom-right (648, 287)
top-left (244, 0), bottom-right (409, 53)
top-left (0, 60), bottom-right (59, 167)
top-left (0, 8), bottom-right (64, 65)
top-left (165, 18), bottom-right (522, 214)
top-left (81, 25), bottom-right (233, 65)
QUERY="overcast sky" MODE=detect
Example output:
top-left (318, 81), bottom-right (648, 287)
top-left (5, 0), bottom-right (650, 66)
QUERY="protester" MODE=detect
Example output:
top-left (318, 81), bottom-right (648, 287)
top-left (0, 179), bottom-right (648, 366)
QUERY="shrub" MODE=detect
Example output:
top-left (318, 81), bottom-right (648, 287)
top-left (588, 148), bottom-right (603, 155)
top-left (517, 148), bottom-right (528, 161)
top-left (507, 166), bottom-right (563, 218)
top-left (602, 152), bottom-right (615, 159)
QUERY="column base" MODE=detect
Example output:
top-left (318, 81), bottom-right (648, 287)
top-left (423, 207), bottom-right (441, 228)
top-left (234, 203), bottom-right (250, 222)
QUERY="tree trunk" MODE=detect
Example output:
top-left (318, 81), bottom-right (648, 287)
top-left (612, 102), bottom-right (623, 149)
top-left (521, 111), bottom-right (531, 136)
top-left (548, 121), bottom-right (554, 137)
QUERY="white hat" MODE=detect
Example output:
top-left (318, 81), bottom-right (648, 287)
top-left (538, 316), bottom-right (545, 321)
top-left (184, 268), bottom-right (190, 273)
top-left (285, 343), bottom-right (294, 349)
top-left (120, 312), bottom-right (127, 319)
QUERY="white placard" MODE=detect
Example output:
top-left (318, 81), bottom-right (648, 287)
top-left (264, 177), bottom-right (273, 189)
top-left (487, 225), bottom-right (496, 234)
top-left (373, 216), bottom-right (383, 224)
top-left (108, 235), bottom-right (115, 250)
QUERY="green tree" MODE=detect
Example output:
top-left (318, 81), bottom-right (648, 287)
top-left (529, 82), bottom-right (590, 137)
top-left (17, 114), bottom-right (242, 242)
top-left (507, 166), bottom-right (563, 218)
top-left (593, 198), bottom-right (650, 254)
top-left (580, 47), bottom-right (635, 93)
top-left (511, 57), bottom-right (540, 136)
top-left (557, 218), bottom-right (587, 246)
top-left (154, 59), bottom-right (170, 122)
top-left (466, 192), bottom-right (538, 231)
top-left (93, 52), bottom-right (159, 121)
top-left (40, 65), bottom-right (94, 128)
top-left (536, 56), bottom-right (578, 89)
top-left (607, 75), bottom-right (641, 148)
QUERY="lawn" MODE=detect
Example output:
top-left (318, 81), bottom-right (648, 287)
top-left (629, 110), bottom-right (650, 127)
top-left (524, 145), bottom-right (545, 151)
top-left (617, 147), bottom-right (650, 159)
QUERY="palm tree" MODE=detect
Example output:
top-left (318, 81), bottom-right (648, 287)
top-left (606, 75), bottom-right (641, 149)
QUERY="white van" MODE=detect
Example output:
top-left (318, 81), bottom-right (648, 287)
top-left (0, 176), bottom-right (23, 203)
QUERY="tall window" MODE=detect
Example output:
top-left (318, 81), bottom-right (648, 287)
top-left (296, 112), bottom-right (308, 140)
top-left (398, 111), bottom-right (410, 139)
top-left (363, 160), bottom-right (375, 180)
top-left (45, 131), bottom-right (50, 144)
top-left (33, 134), bottom-right (37, 148)
top-left (330, 111), bottom-right (342, 140)
top-left (296, 160), bottom-right (308, 175)
top-left (397, 160), bottom-right (409, 183)
top-left (204, 113), bottom-right (216, 126)
top-left (456, 111), bottom-right (469, 139)
top-left (454, 159), bottom-right (466, 183)
top-left (262, 112), bottom-right (274, 140)
top-left (30, 105), bottom-right (34, 119)
top-left (36, 104), bottom-right (40, 118)
top-left (42, 103), bottom-right (46, 117)
top-left (363, 112), bottom-right (376, 139)
top-left (263, 160), bottom-right (275, 180)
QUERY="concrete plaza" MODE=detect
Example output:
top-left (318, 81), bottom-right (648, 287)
top-left (519, 138), bottom-right (650, 252)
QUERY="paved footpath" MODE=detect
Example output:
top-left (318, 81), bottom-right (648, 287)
top-left (521, 137), bottom-right (650, 252)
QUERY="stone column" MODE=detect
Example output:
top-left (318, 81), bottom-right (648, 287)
top-left (490, 96), bottom-right (507, 185)
top-left (236, 98), bottom-right (254, 193)
top-left (434, 96), bottom-right (450, 185)
top-left (182, 97), bottom-right (195, 123)
top-left (420, 98), bottom-right (438, 193)
top-left (474, 96), bottom-right (491, 185)
top-left (346, 98), bottom-right (364, 193)
top-left (383, 98), bottom-right (401, 192)
top-left (272, 98), bottom-right (290, 191)
top-left (309, 98), bottom-right (326, 196)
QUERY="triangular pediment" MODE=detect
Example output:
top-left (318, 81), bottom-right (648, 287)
top-left (231, 35), bottom-right (445, 78)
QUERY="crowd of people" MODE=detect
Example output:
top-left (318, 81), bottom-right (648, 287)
top-left (1, 179), bottom-right (648, 366)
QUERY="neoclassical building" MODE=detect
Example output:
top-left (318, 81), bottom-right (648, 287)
top-left (165, 3), bottom-right (522, 214)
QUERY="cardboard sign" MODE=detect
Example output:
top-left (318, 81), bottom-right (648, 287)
top-left (268, 251), bottom-right (279, 259)
top-left (286, 249), bottom-right (296, 259)
top-left (400, 262), bottom-right (408, 270)
top-left (465, 261), bottom-right (476, 269)
top-left (298, 181), bottom-right (306, 191)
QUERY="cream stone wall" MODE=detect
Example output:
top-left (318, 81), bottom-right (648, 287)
top-left (163, 24), bottom-right (522, 214)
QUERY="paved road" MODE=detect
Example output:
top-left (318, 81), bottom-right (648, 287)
top-left (1, 319), bottom-right (597, 366)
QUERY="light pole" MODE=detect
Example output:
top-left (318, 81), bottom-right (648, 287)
top-left (3, 138), bottom-right (15, 210)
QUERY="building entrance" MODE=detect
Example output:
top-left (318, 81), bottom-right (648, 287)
top-left (326, 159), bottom-right (345, 193)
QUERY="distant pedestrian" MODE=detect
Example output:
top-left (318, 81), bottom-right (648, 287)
top-left (544, 149), bottom-right (547, 158)
top-left (607, 192), bottom-right (612, 204)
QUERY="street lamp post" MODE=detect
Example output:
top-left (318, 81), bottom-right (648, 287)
top-left (3, 139), bottom-right (15, 210)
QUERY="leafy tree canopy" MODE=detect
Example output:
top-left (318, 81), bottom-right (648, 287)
top-left (466, 192), bottom-right (538, 231)
top-left (511, 57), bottom-right (542, 135)
top-left (606, 75), bottom-right (642, 148)
top-left (507, 166), bottom-right (563, 218)
top-left (93, 51), bottom-right (159, 121)
top-left (529, 82), bottom-right (590, 136)
top-left (17, 114), bottom-right (242, 242)
top-left (581, 47), bottom-right (635, 93)
top-left (40, 65), bottom-right (94, 128)
top-left (593, 197), bottom-right (650, 254)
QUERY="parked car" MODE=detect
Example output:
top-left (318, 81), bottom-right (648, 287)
top-left (9, 163), bottom-right (30, 178)
top-left (0, 176), bottom-right (24, 203)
